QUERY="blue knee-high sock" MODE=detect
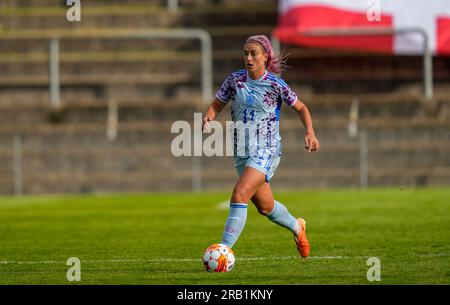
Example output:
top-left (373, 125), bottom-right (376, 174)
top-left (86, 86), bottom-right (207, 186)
top-left (221, 203), bottom-right (247, 248)
top-left (267, 200), bottom-right (300, 236)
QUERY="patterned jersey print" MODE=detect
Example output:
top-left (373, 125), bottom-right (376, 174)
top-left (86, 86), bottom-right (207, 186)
top-left (216, 70), bottom-right (298, 158)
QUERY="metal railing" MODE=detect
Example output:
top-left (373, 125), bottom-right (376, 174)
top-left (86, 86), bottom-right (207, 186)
top-left (47, 28), bottom-right (213, 192)
top-left (272, 28), bottom-right (435, 189)
top-left (298, 27), bottom-right (434, 100)
top-left (49, 28), bottom-right (213, 107)
top-left (167, 0), bottom-right (179, 12)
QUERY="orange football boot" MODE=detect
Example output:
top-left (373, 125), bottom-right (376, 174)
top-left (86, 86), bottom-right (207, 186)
top-left (294, 218), bottom-right (310, 258)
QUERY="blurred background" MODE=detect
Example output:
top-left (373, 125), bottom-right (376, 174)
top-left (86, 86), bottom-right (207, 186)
top-left (0, 0), bottom-right (449, 195)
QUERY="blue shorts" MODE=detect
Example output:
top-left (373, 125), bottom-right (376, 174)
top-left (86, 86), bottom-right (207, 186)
top-left (234, 154), bottom-right (281, 183)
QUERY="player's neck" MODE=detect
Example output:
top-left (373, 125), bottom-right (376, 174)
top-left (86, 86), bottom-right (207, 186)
top-left (247, 69), bottom-right (267, 80)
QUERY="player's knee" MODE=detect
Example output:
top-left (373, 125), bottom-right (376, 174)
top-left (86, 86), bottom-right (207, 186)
top-left (231, 186), bottom-right (251, 203)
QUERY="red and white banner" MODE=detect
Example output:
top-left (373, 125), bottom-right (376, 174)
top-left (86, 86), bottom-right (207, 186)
top-left (274, 0), bottom-right (450, 55)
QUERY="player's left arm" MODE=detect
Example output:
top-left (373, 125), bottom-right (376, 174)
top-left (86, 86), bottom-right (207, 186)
top-left (292, 99), bottom-right (320, 152)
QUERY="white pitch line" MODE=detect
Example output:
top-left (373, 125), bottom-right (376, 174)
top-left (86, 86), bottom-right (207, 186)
top-left (2, 253), bottom-right (448, 265)
top-left (0, 256), bottom-right (364, 265)
top-left (0, 260), bottom-right (62, 265)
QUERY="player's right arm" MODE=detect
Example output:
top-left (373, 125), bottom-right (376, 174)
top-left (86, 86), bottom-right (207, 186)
top-left (202, 98), bottom-right (226, 131)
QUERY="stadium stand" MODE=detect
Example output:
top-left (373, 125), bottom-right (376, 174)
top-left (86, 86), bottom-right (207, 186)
top-left (0, 0), bottom-right (449, 194)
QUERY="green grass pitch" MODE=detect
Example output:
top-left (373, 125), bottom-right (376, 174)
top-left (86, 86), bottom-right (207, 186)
top-left (0, 188), bottom-right (449, 284)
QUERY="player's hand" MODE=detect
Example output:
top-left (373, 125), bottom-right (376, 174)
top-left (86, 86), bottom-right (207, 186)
top-left (202, 115), bottom-right (213, 133)
top-left (304, 132), bottom-right (320, 152)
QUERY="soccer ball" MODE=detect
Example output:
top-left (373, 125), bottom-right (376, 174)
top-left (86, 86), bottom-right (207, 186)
top-left (202, 243), bottom-right (235, 272)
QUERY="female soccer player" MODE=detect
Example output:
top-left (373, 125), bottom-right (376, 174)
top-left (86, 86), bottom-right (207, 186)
top-left (202, 35), bottom-right (319, 258)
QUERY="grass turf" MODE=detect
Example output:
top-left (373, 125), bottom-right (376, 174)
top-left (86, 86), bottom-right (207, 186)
top-left (0, 187), bottom-right (449, 284)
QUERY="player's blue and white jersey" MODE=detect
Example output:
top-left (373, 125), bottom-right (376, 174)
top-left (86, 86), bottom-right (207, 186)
top-left (215, 69), bottom-right (298, 158)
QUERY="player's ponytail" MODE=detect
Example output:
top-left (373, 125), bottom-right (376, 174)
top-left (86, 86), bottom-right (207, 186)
top-left (246, 35), bottom-right (289, 75)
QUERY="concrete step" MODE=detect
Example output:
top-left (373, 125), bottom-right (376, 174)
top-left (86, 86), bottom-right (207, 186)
top-left (0, 100), bottom-right (204, 125)
top-left (1, 164), bottom-right (449, 194)
top-left (0, 5), bottom-right (277, 29)
top-left (1, 0), bottom-right (164, 7)
top-left (1, 0), bottom-right (276, 7)
top-left (0, 116), bottom-right (448, 137)
top-left (1, 91), bottom-right (445, 125)
top-left (0, 39), bottom-right (198, 53)
top-left (0, 72), bottom-right (195, 86)
top-left (281, 124), bottom-right (450, 144)
top-left (0, 58), bottom-right (201, 75)
top-left (3, 143), bottom-right (447, 174)
top-left (0, 103), bottom-right (427, 125)
top-left (0, 26), bottom-right (274, 50)
top-left (0, 83), bottom-right (203, 102)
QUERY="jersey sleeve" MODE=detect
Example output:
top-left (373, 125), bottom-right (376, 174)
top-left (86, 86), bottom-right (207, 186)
top-left (215, 73), bottom-right (236, 104)
top-left (279, 81), bottom-right (298, 107)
